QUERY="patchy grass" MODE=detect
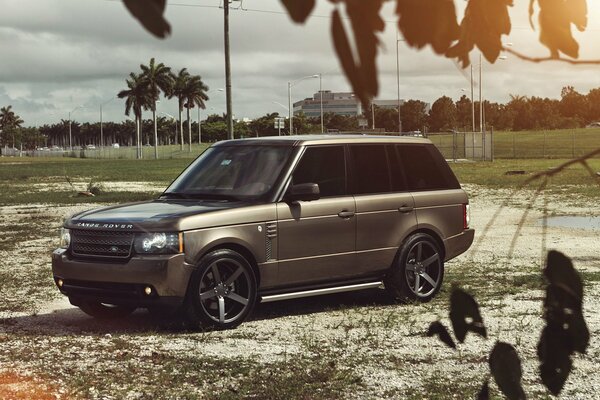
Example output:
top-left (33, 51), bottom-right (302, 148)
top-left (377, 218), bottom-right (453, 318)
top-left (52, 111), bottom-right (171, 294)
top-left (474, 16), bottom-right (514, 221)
top-left (0, 187), bottom-right (159, 205)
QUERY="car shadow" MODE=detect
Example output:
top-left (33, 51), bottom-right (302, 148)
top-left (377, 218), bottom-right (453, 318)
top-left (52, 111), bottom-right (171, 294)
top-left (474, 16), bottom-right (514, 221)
top-left (0, 289), bottom-right (400, 337)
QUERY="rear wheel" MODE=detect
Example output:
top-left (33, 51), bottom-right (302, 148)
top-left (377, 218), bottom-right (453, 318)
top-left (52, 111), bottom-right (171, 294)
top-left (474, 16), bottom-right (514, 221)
top-left (184, 249), bottom-right (257, 330)
top-left (385, 233), bottom-right (444, 302)
top-left (77, 301), bottom-right (136, 319)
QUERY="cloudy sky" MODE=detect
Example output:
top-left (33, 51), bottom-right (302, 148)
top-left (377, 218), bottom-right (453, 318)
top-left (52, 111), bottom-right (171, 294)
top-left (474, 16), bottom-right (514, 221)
top-left (2, 0), bottom-right (600, 126)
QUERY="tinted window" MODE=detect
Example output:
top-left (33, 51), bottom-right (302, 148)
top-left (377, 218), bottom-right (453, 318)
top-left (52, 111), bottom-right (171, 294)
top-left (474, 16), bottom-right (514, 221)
top-left (350, 145), bottom-right (391, 195)
top-left (397, 144), bottom-right (460, 191)
top-left (386, 145), bottom-right (408, 192)
top-left (293, 146), bottom-right (346, 197)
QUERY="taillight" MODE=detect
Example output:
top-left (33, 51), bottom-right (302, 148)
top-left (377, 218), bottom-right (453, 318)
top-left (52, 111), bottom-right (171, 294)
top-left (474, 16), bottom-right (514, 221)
top-left (463, 203), bottom-right (470, 229)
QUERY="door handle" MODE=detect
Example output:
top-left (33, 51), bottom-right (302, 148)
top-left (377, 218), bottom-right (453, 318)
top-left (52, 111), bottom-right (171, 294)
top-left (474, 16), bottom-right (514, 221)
top-left (398, 205), bottom-right (414, 213)
top-left (337, 210), bottom-right (355, 219)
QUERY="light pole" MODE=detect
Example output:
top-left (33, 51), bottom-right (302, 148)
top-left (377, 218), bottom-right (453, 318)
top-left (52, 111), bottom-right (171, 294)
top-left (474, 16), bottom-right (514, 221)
top-left (100, 97), bottom-right (116, 148)
top-left (223, 0), bottom-right (233, 140)
top-left (288, 74), bottom-right (319, 136)
top-left (470, 53), bottom-right (508, 133)
top-left (395, 30), bottom-right (405, 134)
top-left (68, 106), bottom-right (84, 150)
top-left (160, 112), bottom-right (177, 145)
top-left (318, 73), bottom-right (324, 134)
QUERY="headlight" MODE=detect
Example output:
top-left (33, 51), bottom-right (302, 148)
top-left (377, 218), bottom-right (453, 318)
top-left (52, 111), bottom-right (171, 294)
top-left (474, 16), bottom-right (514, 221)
top-left (134, 232), bottom-right (182, 254)
top-left (59, 228), bottom-right (71, 249)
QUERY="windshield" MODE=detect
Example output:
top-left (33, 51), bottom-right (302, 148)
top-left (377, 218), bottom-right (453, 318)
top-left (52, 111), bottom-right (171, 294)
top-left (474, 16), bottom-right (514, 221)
top-left (164, 145), bottom-right (293, 201)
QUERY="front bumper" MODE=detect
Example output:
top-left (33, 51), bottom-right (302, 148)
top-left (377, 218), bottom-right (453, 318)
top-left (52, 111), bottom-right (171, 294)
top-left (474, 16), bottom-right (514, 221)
top-left (51, 248), bottom-right (195, 308)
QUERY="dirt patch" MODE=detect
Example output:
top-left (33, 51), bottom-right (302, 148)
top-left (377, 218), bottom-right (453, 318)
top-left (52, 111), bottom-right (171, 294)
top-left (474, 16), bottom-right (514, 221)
top-left (0, 371), bottom-right (65, 399)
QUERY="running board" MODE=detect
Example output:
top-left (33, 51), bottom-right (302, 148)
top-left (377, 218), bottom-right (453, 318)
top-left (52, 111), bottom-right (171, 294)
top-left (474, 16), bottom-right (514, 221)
top-left (260, 281), bottom-right (384, 303)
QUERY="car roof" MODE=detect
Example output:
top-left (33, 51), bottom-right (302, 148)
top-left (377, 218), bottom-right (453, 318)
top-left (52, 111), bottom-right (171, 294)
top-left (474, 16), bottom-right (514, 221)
top-left (213, 134), bottom-right (432, 147)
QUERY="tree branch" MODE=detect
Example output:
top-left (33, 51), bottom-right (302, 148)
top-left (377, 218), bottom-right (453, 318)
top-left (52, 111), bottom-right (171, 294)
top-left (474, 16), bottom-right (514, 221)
top-left (503, 47), bottom-right (600, 65)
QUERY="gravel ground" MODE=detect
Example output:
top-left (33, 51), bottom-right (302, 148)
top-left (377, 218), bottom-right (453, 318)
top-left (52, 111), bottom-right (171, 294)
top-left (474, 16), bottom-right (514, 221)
top-left (0, 184), bottom-right (598, 399)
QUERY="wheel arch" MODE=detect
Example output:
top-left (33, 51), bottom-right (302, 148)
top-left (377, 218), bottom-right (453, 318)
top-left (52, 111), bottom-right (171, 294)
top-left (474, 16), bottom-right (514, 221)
top-left (398, 228), bottom-right (446, 262)
top-left (193, 241), bottom-right (261, 287)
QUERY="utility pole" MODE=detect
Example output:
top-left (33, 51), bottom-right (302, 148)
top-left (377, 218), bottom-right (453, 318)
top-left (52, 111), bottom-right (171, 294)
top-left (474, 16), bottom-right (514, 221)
top-left (471, 64), bottom-right (475, 132)
top-left (224, 0), bottom-right (234, 140)
top-left (479, 53), bottom-right (483, 133)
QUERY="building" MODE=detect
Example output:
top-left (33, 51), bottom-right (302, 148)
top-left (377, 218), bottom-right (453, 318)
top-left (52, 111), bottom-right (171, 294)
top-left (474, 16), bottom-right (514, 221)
top-left (293, 91), bottom-right (407, 117)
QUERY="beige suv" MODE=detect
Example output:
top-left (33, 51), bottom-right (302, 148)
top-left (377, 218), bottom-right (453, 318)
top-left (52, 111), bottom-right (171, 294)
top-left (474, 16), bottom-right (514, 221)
top-left (52, 136), bottom-right (474, 329)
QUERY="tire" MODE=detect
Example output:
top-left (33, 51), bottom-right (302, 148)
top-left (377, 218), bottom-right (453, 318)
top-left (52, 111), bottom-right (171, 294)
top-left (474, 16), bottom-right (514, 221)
top-left (184, 249), bottom-right (257, 330)
top-left (384, 233), bottom-right (444, 302)
top-left (77, 301), bottom-right (136, 319)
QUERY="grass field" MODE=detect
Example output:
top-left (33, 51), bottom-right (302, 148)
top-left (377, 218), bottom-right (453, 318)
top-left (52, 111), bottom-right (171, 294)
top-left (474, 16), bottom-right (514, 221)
top-left (1, 154), bottom-right (598, 204)
top-left (428, 127), bottom-right (600, 159)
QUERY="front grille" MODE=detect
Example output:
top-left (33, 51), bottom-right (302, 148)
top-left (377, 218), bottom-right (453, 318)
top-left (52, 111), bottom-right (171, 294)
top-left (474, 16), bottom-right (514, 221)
top-left (71, 229), bottom-right (134, 259)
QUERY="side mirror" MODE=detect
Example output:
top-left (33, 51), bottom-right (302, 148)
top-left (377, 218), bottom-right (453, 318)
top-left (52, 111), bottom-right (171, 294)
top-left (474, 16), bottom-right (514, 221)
top-left (286, 183), bottom-right (320, 202)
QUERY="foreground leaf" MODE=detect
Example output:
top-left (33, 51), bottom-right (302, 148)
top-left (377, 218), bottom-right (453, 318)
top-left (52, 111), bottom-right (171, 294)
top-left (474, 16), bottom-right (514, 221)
top-left (280, 0), bottom-right (315, 23)
top-left (544, 250), bottom-right (583, 301)
top-left (537, 324), bottom-right (573, 395)
top-left (396, 0), bottom-right (460, 55)
top-left (477, 379), bottom-right (490, 400)
top-left (123, 0), bottom-right (171, 38)
top-left (449, 288), bottom-right (487, 343)
top-left (426, 321), bottom-right (456, 349)
top-left (446, 0), bottom-right (513, 67)
top-left (489, 342), bottom-right (526, 400)
top-left (532, 0), bottom-right (587, 58)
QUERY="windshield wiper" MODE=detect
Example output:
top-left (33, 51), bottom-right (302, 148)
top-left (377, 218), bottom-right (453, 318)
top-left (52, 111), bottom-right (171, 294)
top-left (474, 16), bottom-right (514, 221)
top-left (161, 192), bottom-right (190, 199)
top-left (162, 191), bottom-right (242, 202)
top-left (186, 193), bottom-right (241, 202)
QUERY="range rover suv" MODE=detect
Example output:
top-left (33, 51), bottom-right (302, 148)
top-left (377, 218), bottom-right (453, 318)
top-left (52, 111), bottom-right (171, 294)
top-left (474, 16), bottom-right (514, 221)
top-left (52, 136), bottom-right (474, 329)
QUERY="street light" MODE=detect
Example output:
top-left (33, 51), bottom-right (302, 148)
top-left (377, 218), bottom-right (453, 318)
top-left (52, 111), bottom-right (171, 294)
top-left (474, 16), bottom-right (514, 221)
top-left (470, 53), bottom-right (509, 133)
top-left (159, 112), bottom-right (177, 145)
top-left (100, 97), bottom-right (116, 148)
top-left (288, 74), bottom-right (319, 135)
top-left (68, 105), bottom-right (85, 150)
top-left (395, 30), bottom-right (405, 134)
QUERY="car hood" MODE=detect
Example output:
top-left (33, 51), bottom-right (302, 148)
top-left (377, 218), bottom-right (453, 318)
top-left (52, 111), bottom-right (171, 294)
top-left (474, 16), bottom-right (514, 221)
top-left (67, 200), bottom-right (248, 231)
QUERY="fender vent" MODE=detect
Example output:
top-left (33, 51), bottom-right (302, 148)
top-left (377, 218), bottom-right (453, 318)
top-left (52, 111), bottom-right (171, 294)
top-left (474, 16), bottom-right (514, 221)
top-left (266, 222), bottom-right (277, 260)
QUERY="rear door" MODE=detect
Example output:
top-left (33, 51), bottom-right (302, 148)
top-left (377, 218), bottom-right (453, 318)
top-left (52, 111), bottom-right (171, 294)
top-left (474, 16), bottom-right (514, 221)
top-left (397, 144), bottom-right (467, 245)
top-left (350, 144), bottom-right (417, 275)
top-left (276, 145), bottom-right (357, 286)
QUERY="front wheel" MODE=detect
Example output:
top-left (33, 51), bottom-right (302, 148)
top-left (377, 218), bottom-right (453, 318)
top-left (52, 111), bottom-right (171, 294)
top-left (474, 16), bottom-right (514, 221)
top-left (184, 249), bottom-right (257, 330)
top-left (77, 301), bottom-right (136, 319)
top-left (384, 233), bottom-right (444, 302)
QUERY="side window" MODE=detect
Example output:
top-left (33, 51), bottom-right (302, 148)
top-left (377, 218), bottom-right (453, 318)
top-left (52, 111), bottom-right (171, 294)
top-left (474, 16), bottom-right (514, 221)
top-left (349, 145), bottom-right (391, 195)
top-left (292, 146), bottom-right (346, 197)
top-left (386, 145), bottom-right (408, 192)
top-left (397, 144), bottom-right (461, 191)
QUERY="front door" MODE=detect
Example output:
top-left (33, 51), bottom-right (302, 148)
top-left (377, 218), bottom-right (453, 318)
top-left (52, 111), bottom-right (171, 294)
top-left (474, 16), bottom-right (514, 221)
top-left (276, 145), bottom-right (356, 286)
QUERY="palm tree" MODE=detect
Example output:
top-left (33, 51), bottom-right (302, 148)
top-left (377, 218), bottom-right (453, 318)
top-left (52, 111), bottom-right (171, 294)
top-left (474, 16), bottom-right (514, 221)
top-left (139, 58), bottom-right (173, 159)
top-left (169, 68), bottom-right (191, 151)
top-left (183, 75), bottom-right (209, 152)
top-left (0, 105), bottom-right (24, 148)
top-left (118, 72), bottom-right (150, 159)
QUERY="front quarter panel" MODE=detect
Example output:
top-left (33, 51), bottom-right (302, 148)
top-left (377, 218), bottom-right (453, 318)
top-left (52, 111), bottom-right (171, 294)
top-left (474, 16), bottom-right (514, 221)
top-left (182, 204), bottom-right (278, 289)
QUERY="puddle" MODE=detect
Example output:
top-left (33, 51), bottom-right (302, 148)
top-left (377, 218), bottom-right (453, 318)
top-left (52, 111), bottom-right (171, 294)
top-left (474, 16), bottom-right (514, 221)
top-left (539, 216), bottom-right (600, 230)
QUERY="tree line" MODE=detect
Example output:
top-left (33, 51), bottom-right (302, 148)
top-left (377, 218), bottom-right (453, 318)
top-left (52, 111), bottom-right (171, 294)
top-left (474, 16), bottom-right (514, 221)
top-left (3, 85), bottom-right (600, 152)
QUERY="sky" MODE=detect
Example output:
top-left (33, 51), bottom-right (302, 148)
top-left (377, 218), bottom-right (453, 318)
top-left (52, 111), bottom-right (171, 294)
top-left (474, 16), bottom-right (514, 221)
top-left (2, 0), bottom-right (600, 126)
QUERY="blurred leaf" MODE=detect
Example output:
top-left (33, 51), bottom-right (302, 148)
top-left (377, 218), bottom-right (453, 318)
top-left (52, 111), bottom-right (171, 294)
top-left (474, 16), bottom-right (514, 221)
top-left (280, 0), bottom-right (315, 23)
top-left (345, 0), bottom-right (384, 101)
top-left (123, 0), bottom-right (171, 38)
top-left (532, 0), bottom-right (587, 58)
top-left (446, 0), bottom-right (513, 67)
top-left (396, 0), bottom-right (460, 54)
top-left (449, 288), bottom-right (487, 343)
top-left (489, 342), bottom-right (526, 400)
top-left (544, 285), bottom-right (589, 354)
top-left (477, 379), bottom-right (490, 400)
top-left (537, 324), bottom-right (572, 395)
top-left (331, 9), bottom-right (366, 106)
top-left (537, 250), bottom-right (588, 395)
top-left (544, 250), bottom-right (583, 301)
top-left (426, 321), bottom-right (456, 349)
